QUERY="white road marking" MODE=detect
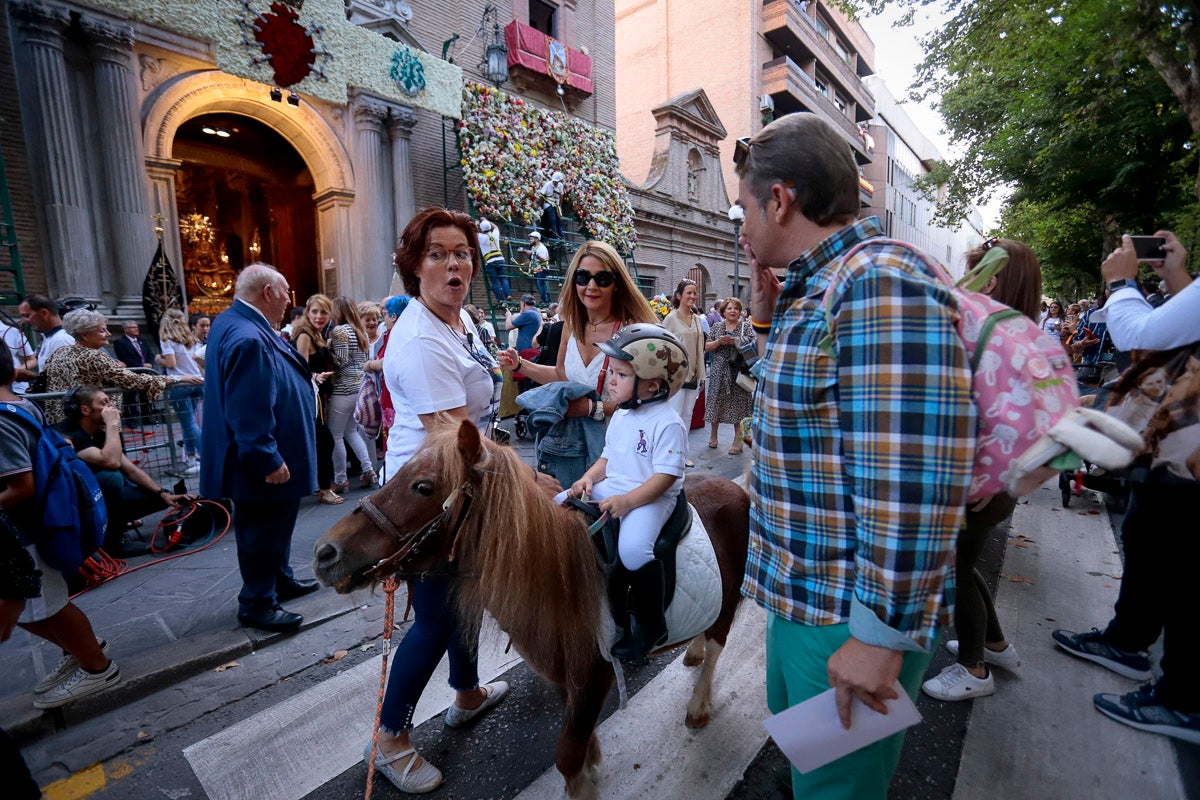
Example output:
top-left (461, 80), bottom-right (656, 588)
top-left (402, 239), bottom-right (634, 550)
top-left (183, 615), bottom-right (521, 800)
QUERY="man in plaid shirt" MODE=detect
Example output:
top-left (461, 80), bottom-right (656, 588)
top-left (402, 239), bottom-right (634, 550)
top-left (735, 113), bottom-right (976, 798)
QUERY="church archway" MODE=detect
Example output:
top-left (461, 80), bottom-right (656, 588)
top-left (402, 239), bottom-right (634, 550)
top-left (143, 71), bottom-right (355, 312)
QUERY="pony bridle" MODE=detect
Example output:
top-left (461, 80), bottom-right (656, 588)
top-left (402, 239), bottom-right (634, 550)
top-left (361, 480), bottom-right (477, 581)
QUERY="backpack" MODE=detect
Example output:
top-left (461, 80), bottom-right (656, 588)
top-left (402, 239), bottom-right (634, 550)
top-left (0, 403), bottom-right (108, 573)
top-left (354, 373), bottom-right (383, 439)
top-left (825, 238), bottom-right (1081, 505)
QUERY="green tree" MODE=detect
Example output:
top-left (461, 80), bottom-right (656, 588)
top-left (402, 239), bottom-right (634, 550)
top-left (835, 0), bottom-right (1199, 295)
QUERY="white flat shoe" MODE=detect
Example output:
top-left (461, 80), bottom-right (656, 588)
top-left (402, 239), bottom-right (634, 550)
top-left (443, 680), bottom-right (509, 728)
top-left (364, 743), bottom-right (443, 794)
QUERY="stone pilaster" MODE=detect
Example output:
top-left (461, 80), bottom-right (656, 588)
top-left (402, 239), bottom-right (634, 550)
top-left (387, 107), bottom-right (418, 249)
top-left (10, 1), bottom-right (101, 303)
top-left (85, 17), bottom-right (156, 318)
top-left (352, 98), bottom-right (390, 301)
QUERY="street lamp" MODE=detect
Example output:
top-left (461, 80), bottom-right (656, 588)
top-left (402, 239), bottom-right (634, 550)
top-left (480, 3), bottom-right (509, 89)
top-left (728, 202), bottom-right (745, 299)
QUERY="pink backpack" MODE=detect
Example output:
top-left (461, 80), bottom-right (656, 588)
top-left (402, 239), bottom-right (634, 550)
top-left (827, 238), bottom-right (1080, 504)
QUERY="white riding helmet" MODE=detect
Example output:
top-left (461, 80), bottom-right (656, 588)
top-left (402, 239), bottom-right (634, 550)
top-left (598, 323), bottom-right (690, 408)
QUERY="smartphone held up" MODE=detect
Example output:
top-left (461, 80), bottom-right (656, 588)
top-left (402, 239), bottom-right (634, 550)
top-left (1128, 235), bottom-right (1167, 261)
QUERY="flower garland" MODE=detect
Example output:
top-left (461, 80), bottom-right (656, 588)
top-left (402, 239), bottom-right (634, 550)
top-left (649, 294), bottom-right (672, 320)
top-left (459, 82), bottom-right (638, 254)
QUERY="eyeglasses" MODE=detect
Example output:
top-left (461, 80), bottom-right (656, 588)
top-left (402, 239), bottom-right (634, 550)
top-left (425, 249), bottom-right (473, 265)
top-left (733, 136), bottom-right (753, 168)
top-left (573, 269), bottom-right (616, 288)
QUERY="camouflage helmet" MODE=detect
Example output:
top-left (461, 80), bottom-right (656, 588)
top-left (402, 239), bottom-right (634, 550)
top-left (598, 323), bottom-right (690, 403)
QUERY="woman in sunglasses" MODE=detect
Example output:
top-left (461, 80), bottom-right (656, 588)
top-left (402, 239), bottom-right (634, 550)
top-left (498, 242), bottom-right (656, 483)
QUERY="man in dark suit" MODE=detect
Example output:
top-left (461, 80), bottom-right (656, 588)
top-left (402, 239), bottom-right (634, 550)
top-left (200, 263), bottom-right (319, 632)
top-left (111, 321), bottom-right (156, 425)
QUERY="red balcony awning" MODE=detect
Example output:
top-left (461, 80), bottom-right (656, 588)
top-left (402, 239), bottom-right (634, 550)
top-left (504, 20), bottom-right (594, 96)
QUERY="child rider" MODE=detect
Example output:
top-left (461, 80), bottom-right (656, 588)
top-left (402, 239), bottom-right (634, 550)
top-left (565, 324), bottom-right (690, 658)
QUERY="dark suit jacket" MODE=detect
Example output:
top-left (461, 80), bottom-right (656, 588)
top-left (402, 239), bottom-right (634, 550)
top-left (112, 335), bottom-right (154, 369)
top-left (200, 300), bottom-right (317, 503)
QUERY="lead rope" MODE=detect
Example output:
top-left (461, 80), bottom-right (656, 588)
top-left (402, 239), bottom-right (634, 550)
top-left (364, 575), bottom-right (401, 800)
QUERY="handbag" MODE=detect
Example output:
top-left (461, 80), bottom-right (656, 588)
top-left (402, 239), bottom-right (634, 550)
top-left (354, 373), bottom-right (383, 438)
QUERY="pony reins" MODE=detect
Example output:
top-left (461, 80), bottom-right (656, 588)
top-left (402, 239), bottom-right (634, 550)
top-left (361, 480), bottom-right (477, 582)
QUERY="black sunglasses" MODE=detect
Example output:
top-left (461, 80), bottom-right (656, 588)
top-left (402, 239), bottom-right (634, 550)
top-left (733, 136), bottom-right (752, 168)
top-left (573, 268), bottom-right (616, 288)
top-left (980, 237), bottom-right (1001, 251)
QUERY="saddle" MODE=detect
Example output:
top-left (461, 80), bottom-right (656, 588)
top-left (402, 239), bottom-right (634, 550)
top-left (565, 490), bottom-right (691, 608)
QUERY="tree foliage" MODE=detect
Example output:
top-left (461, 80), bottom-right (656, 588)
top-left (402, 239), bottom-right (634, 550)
top-left (834, 0), bottom-right (1200, 297)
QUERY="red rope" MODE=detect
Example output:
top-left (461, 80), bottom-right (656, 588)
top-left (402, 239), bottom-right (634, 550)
top-left (364, 576), bottom-right (400, 800)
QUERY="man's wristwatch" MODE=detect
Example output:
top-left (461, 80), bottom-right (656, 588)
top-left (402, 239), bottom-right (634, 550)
top-left (1107, 278), bottom-right (1140, 294)
top-left (590, 399), bottom-right (606, 421)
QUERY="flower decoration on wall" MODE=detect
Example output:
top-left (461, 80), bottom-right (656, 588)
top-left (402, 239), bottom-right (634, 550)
top-left (648, 294), bottom-right (672, 320)
top-left (459, 82), bottom-right (638, 254)
top-left (238, 0), bottom-right (333, 87)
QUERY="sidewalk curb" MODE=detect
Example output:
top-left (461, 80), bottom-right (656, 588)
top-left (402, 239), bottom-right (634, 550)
top-left (3, 603), bottom-right (360, 747)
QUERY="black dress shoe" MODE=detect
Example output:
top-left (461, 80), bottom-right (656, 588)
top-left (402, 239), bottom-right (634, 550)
top-left (276, 579), bottom-right (320, 602)
top-left (238, 605), bottom-right (303, 633)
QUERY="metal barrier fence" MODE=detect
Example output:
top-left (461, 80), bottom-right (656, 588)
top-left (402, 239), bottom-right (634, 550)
top-left (23, 368), bottom-right (194, 490)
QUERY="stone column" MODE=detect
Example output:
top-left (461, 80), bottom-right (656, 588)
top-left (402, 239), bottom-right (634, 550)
top-left (85, 18), bottom-right (156, 318)
top-left (352, 98), bottom-right (390, 301)
top-left (314, 188), bottom-right (356, 301)
top-left (145, 156), bottom-right (186, 304)
top-left (10, 1), bottom-right (101, 303)
top-left (387, 107), bottom-right (418, 249)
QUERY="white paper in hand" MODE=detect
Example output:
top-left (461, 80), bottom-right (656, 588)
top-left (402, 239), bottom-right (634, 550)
top-left (762, 681), bottom-right (922, 774)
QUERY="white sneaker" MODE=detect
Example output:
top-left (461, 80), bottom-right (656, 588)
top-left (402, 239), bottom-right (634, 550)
top-left (921, 663), bottom-right (995, 701)
top-left (946, 640), bottom-right (1021, 671)
top-left (34, 639), bottom-right (109, 694)
top-left (33, 661), bottom-right (121, 709)
top-left (182, 456), bottom-right (201, 475)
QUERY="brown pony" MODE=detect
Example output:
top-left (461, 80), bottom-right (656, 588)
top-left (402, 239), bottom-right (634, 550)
top-left (313, 419), bottom-right (750, 800)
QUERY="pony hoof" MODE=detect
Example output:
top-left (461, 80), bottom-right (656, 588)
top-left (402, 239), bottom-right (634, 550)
top-left (682, 652), bottom-right (704, 667)
top-left (685, 711), bottom-right (711, 729)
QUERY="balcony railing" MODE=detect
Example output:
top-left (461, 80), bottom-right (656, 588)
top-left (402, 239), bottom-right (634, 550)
top-left (761, 56), bottom-right (870, 160)
top-left (762, 0), bottom-right (874, 120)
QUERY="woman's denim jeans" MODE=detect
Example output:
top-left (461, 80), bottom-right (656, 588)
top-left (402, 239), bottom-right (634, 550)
top-left (379, 576), bottom-right (480, 733)
top-left (168, 384), bottom-right (204, 458)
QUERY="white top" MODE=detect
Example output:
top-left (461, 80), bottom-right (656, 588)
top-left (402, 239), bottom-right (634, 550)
top-left (37, 327), bottom-right (73, 371)
top-left (600, 401), bottom-right (687, 496)
top-left (1, 320), bottom-right (29, 394)
top-left (564, 333), bottom-right (608, 391)
top-left (160, 338), bottom-right (203, 377)
top-left (530, 242), bottom-right (550, 266)
top-left (382, 302), bottom-right (500, 480)
top-left (1094, 281), bottom-right (1200, 351)
top-left (539, 179), bottom-right (563, 210)
top-left (478, 226), bottom-right (503, 262)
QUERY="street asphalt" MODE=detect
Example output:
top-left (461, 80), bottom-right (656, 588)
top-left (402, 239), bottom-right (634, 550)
top-left (3, 420), bottom-right (1196, 798)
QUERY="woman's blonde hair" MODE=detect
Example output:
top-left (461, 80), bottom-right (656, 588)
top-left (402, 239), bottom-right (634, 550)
top-left (559, 241), bottom-right (656, 344)
top-left (292, 293), bottom-right (334, 348)
top-left (717, 296), bottom-right (743, 316)
top-left (356, 301), bottom-right (381, 323)
top-left (159, 308), bottom-right (196, 347)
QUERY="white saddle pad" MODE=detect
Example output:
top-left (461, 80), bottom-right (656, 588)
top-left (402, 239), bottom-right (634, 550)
top-left (663, 504), bottom-right (722, 644)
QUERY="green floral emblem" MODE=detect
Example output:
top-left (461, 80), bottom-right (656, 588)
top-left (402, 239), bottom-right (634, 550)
top-left (390, 46), bottom-right (426, 97)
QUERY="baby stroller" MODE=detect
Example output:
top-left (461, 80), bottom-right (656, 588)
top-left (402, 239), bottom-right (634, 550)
top-left (511, 347), bottom-right (541, 440)
top-left (1061, 360), bottom-right (1130, 512)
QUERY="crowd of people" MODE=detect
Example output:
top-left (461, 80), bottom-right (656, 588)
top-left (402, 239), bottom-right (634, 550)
top-left (1, 115), bottom-right (1197, 799)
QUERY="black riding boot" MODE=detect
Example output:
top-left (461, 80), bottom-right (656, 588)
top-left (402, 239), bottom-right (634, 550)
top-left (612, 560), bottom-right (668, 662)
top-left (607, 565), bottom-right (635, 655)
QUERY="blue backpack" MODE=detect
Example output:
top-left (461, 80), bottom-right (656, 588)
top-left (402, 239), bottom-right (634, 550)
top-left (0, 402), bottom-right (108, 573)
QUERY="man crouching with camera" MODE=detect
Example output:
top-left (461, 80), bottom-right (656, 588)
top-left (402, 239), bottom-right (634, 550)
top-left (54, 386), bottom-right (192, 557)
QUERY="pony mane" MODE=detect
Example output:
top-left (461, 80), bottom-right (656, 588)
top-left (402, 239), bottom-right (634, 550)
top-left (423, 425), bottom-right (604, 687)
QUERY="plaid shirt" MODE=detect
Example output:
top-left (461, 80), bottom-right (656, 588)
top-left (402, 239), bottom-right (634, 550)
top-left (743, 218), bottom-right (975, 651)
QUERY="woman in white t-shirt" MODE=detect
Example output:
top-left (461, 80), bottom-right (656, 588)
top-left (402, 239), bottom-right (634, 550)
top-left (156, 309), bottom-right (204, 473)
top-left (369, 208), bottom-right (507, 795)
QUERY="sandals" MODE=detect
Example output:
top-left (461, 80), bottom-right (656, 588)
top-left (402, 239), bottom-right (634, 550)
top-left (360, 470), bottom-right (378, 489)
top-left (363, 743), bottom-right (443, 794)
top-left (728, 443), bottom-right (744, 455)
top-left (332, 481), bottom-right (350, 494)
top-left (317, 489), bottom-right (344, 505)
top-left (707, 438), bottom-right (718, 449)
